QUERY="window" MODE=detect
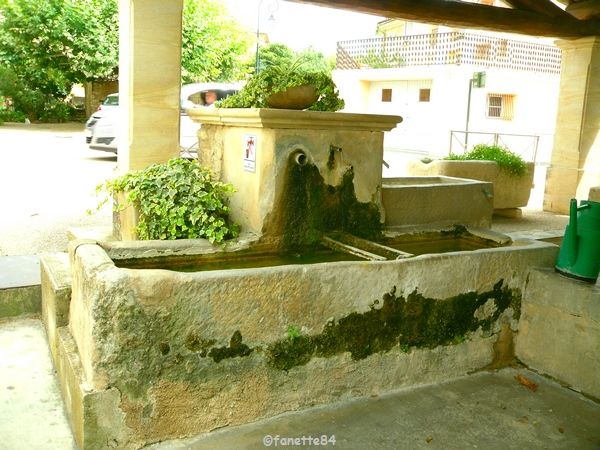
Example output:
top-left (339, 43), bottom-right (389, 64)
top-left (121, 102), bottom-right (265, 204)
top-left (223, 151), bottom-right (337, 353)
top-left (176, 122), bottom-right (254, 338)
top-left (419, 88), bottom-right (431, 102)
top-left (381, 88), bottom-right (392, 102)
top-left (487, 94), bottom-right (515, 120)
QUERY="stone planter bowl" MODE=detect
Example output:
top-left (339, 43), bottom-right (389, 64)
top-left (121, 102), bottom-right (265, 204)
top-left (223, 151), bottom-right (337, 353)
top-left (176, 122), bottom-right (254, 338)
top-left (407, 159), bottom-right (535, 210)
top-left (266, 85), bottom-right (318, 110)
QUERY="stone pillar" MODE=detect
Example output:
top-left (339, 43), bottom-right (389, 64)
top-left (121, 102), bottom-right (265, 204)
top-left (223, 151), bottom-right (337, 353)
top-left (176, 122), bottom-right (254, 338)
top-left (544, 37), bottom-right (600, 214)
top-left (117, 0), bottom-right (183, 173)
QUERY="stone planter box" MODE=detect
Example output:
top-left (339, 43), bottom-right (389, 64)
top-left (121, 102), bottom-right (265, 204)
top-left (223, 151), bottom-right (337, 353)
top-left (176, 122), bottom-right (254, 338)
top-left (407, 160), bottom-right (535, 210)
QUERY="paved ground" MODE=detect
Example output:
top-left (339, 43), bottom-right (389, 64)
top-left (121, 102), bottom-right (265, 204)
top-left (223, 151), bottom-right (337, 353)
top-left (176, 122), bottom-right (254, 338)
top-left (0, 317), bottom-right (76, 450)
top-left (148, 367), bottom-right (600, 450)
top-left (0, 123), bottom-right (115, 256)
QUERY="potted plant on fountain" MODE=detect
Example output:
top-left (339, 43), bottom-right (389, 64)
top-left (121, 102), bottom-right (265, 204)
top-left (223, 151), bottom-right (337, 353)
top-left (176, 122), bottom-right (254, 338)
top-left (407, 144), bottom-right (535, 215)
top-left (217, 58), bottom-right (345, 112)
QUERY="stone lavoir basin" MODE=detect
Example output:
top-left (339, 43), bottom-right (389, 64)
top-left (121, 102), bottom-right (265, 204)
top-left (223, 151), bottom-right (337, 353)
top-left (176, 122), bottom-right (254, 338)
top-left (43, 229), bottom-right (558, 449)
top-left (44, 109), bottom-right (561, 449)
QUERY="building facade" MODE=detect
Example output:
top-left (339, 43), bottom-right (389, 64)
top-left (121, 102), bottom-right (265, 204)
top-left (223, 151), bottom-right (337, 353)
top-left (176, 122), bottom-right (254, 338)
top-left (333, 21), bottom-right (562, 165)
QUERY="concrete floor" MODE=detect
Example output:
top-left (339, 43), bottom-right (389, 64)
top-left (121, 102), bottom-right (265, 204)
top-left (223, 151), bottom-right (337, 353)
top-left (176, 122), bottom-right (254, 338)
top-left (0, 318), bottom-right (76, 450)
top-left (146, 367), bottom-right (600, 450)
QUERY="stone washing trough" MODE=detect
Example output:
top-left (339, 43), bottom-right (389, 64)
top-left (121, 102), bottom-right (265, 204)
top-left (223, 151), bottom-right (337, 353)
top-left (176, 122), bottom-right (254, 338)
top-left (42, 230), bottom-right (557, 449)
top-left (42, 109), bottom-right (560, 449)
top-left (382, 176), bottom-right (493, 229)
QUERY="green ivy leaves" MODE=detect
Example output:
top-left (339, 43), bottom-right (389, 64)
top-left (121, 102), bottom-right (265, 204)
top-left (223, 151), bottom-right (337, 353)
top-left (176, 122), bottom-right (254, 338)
top-left (97, 158), bottom-right (239, 243)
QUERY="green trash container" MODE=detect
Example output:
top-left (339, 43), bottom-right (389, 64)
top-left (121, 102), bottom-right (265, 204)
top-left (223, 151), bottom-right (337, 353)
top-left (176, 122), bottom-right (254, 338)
top-left (555, 198), bottom-right (600, 283)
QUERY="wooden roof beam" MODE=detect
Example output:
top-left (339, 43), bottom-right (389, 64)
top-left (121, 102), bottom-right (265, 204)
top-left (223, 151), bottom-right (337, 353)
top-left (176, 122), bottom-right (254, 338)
top-left (566, 0), bottom-right (600, 20)
top-left (285, 0), bottom-right (600, 38)
top-left (502, 0), bottom-right (573, 19)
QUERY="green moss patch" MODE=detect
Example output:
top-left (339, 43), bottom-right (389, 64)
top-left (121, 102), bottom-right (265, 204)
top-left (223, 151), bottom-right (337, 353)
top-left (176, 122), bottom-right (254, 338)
top-left (208, 330), bottom-right (253, 363)
top-left (278, 159), bottom-right (382, 250)
top-left (267, 280), bottom-right (520, 371)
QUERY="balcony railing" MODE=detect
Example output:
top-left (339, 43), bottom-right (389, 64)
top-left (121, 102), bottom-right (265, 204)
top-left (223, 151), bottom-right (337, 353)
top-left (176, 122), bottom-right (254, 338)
top-left (336, 31), bottom-right (561, 74)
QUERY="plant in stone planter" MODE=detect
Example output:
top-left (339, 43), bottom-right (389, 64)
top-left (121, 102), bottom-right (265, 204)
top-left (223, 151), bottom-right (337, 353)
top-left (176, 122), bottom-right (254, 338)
top-left (444, 144), bottom-right (529, 176)
top-left (217, 58), bottom-right (345, 112)
top-left (95, 158), bottom-right (239, 243)
top-left (411, 144), bottom-right (534, 210)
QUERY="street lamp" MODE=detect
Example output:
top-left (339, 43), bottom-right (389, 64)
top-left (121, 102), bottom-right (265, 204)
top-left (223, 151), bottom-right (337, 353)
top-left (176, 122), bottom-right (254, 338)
top-left (255, 0), bottom-right (279, 73)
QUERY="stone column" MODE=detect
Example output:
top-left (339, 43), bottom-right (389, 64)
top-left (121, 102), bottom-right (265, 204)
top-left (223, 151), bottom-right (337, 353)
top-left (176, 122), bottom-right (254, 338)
top-left (544, 37), bottom-right (600, 213)
top-left (117, 0), bottom-right (183, 173)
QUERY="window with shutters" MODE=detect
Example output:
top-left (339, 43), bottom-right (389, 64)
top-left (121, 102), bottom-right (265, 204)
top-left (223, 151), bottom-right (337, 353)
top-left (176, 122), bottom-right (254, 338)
top-left (487, 94), bottom-right (515, 120)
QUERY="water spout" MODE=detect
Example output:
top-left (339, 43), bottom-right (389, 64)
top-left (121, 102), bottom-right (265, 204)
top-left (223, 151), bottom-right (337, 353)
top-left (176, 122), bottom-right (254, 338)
top-left (293, 150), bottom-right (308, 166)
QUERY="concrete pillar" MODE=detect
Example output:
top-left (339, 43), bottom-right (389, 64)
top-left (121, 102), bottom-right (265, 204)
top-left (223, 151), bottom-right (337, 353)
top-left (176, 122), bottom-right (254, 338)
top-left (544, 37), bottom-right (600, 213)
top-left (117, 0), bottom-right (183, 172)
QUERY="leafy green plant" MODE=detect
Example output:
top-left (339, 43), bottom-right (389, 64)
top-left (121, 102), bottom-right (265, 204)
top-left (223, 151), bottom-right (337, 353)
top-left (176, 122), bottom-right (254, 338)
top-left (217, 58), bottom-right (345, 112)
top-left (96, 158), bottom-right (239, 243)
top-left (0, 110), bottom-right (27, 123)
top-left (445, 144), bottom-right (528, 176)
top-left (286, 325), bottom-right (301, 340)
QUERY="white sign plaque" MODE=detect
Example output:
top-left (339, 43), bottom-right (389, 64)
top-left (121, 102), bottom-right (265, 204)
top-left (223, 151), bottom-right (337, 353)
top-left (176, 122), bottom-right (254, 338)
top-left (243, 134), bottom-right (257, 172)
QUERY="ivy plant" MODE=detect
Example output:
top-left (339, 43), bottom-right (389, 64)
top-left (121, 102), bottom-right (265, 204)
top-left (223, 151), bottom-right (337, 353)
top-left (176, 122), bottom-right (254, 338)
top-left (217, 58), bottom-right (345, 112)
top-left (445, 144), bottom-right (528, 176)
top-left (96, 158), bottom-right (239, 243)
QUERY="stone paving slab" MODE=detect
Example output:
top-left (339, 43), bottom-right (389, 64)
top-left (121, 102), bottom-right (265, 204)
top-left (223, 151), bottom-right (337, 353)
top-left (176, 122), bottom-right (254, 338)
top-left (148, 367), bottom-right (600, 450)
top-left (0, 317), bottom-right (75, 450)
top-left (0, 255), bottom-right (40, 289)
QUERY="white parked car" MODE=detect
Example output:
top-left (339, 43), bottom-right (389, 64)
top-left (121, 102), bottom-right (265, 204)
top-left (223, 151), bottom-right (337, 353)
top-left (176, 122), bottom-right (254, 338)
top-left (84, 83), bottom-right (240, 157)
top-left (84, 93), bottom-right (119, 150)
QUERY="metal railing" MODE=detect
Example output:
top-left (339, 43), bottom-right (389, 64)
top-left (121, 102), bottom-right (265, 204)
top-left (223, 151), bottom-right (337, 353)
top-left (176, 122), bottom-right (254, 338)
top-left (449, 130), bottom-right (540, 162)
top-left (337, 32), bottom-right (561, 74)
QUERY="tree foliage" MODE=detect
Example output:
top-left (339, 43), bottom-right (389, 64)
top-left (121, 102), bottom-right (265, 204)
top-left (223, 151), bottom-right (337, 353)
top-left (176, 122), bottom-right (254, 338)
top-left (0, 0), bottom-right (118, 98)
top-left (181, 0), bottom-right (250, 83)
top-left (0, 0), bottom-right (249, 119)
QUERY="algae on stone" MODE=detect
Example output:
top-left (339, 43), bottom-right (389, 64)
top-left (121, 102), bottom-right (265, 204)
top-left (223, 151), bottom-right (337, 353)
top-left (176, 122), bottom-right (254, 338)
top-left (277, 161), bottom-right (382, 250)
top-left (266, 280), bottom-right (520, 371)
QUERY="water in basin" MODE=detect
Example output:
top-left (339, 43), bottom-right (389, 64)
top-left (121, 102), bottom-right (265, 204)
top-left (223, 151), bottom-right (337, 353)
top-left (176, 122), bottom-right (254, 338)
top-left (113, 248), bottom-right (363, 272)
top-left (387, 237), bottom-right (501, 256)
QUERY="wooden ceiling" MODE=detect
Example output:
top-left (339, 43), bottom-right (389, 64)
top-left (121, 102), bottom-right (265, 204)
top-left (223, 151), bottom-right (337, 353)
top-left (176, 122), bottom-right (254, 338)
top-left (286, 0), bottom-right (600, 38)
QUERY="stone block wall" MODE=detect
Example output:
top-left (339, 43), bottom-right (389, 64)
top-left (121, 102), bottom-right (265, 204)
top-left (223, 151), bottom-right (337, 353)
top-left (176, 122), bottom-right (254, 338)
top-left (516, 268), bottom-right (600, 399)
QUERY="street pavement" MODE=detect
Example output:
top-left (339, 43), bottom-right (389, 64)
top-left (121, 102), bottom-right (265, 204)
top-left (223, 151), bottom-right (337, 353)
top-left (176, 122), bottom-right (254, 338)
top-left (0, 123), bottom-right (115, 256)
